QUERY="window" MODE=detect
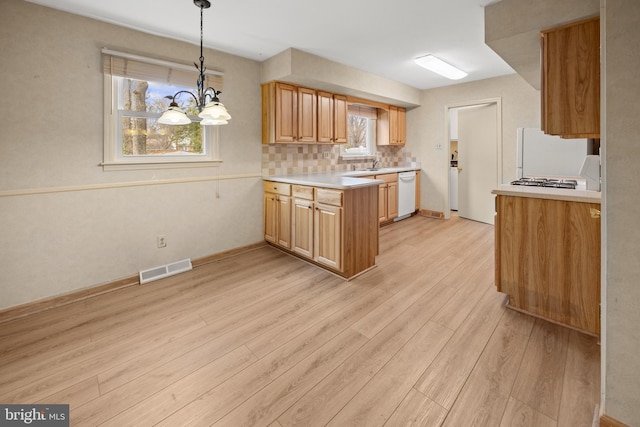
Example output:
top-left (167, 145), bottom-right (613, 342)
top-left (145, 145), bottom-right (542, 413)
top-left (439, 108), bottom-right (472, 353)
top-left (102, 50), bottom-right (223, 170)
top-left (340, 104), bottom-right (377, 158)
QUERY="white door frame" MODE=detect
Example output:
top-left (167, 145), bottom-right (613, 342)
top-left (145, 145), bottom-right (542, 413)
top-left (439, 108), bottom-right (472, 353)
top-left (444, 98), bottom-right (503, 219)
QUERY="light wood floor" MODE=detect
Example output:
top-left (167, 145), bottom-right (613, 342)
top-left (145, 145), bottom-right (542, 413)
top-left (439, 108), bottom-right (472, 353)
top-left (0, 215), bottom-right (600, 426)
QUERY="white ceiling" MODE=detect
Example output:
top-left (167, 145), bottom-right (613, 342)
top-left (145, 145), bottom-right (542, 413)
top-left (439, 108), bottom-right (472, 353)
top-left (25, 0), bottom-right (514, 90)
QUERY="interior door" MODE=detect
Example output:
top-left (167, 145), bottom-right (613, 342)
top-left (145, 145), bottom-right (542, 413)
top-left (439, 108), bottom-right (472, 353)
top-left (457, 103), bottom-right (498, 225)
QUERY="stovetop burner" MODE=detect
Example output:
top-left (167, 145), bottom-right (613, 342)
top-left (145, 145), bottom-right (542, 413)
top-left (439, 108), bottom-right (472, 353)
top-left (510, 177), bottom-right (577, 189)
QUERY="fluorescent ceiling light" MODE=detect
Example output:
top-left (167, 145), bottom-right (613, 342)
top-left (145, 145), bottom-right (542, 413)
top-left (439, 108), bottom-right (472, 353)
top-left (414, 55), bottom-right (468, 80)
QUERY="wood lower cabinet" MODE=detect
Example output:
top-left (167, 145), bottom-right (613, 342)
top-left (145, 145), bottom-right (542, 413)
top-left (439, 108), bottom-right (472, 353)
top-left (314, 202), bottom-right (342, 270)
top-left (541, 17), bottom-right (600, 138)
top-left (264, 181), bottom-right (378, 278)
top-left (263, 182), bottom-right (292, 249)
top-left (495, 194), bottom-right (601, 335)
top-left (292, 185), bottom-right (315, 258)
top-left (375, 173), bottom-right (398, 224)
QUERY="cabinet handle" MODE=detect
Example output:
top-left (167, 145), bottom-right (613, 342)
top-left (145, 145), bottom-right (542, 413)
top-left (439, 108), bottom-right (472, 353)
top-left (590, 208), bottom-right (601, 219)
top-left (308, 206), bottom-right (312, 209)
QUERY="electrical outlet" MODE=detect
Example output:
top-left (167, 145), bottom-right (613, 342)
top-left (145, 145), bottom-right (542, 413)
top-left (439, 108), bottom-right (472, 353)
top-left (323, 151), bottom-right (330, 159)
top-left (157, 235), bottom-right (167, 248)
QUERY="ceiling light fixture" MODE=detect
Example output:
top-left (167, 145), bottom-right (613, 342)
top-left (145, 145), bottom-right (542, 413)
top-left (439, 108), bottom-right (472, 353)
top-left (158, 0), bottom-right (231, 126)
top-left (414, 54), bottom-right (468, 80)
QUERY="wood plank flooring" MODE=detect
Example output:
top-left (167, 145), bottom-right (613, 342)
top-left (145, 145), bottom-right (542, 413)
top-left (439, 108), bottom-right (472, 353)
top-left (0, 215), bottom-right (600, 426)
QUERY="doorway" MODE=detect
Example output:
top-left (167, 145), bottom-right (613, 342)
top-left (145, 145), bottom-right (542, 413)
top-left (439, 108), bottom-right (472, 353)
top-left (446, 99), bottom-right (502, 225)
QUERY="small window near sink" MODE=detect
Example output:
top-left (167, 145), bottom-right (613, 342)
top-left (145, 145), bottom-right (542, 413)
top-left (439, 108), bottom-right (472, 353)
top-left (340, 104), bottom-right (377, 158)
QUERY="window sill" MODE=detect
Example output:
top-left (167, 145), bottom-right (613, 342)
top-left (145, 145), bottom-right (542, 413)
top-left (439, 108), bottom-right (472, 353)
top-left (339, 154), bottom-right (377, 161)
top-left (100, 160), bottom-right (222, 171)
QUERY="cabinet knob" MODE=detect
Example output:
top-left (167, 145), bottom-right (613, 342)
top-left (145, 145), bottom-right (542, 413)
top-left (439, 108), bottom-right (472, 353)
top-left (590, 208), bottom-right (601, 219)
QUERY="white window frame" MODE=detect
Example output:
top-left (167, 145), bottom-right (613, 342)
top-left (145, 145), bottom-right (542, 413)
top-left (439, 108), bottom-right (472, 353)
top-left (340, 106), bottom-right (378, 160)
top-left (101, 50), bottom-right (222, 171)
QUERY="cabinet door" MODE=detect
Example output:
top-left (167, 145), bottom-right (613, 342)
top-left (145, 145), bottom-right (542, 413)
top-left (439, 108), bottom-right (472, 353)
top-left (317, 91), bottom-right (334, 143)
top-left (389, 106), bottom-right (399, 145)
top-left (333, 94), bottom-right (348, 144)
top-left (541, 17), bottom-right (600, 138)
top-left (264, 194), bottom-right (277, 244)
top-left (274, 82), bottom-right (297, 143)
top-left (396, 107), bottom-right (406, 145)
top-left (378, 184), bottom-right (388, 223)
top-left (314, 203), bottom-right (342, 270)
top-left (415, 171), bottom-right (420, 211)
top-left (276, 195), bottom-right (291, 249)
top-left (292, 198), bottom-right (314, 258)
top-left (496, 195), bottom-right (600, 334)
top-left (297, 87), bottom-right (317, 143)
top-left (387, 181), bottom-right (398, 219)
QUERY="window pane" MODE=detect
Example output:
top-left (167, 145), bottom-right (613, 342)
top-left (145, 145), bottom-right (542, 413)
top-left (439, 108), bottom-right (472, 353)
top-left (343, 115), bottom-right (375, 155)
top-left (120, 117), bottom-right (204, 156)
top-left (117, 77), bottom-right (204, 157)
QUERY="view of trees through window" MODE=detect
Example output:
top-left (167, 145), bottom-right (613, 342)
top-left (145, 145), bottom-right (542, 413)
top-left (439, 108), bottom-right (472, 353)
top-left (346, 115), bottom-right (368, 153)
top-left (119, 77), bottom-right (204, 156)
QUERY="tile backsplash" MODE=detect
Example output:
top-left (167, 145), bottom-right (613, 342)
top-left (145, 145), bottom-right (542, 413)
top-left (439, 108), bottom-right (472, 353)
top-left (262, 144), bottom-right (420, 176)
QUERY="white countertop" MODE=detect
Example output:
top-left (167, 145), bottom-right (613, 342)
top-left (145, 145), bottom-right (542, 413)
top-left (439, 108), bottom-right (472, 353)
top-left (492, 184), bottom-right (601, 204)
top-left (264, 167), bottom-right (419, 190)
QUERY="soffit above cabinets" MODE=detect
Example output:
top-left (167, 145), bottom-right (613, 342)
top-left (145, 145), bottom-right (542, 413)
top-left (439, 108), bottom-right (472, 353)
top-left (484, 0), bottom-right (600, 90)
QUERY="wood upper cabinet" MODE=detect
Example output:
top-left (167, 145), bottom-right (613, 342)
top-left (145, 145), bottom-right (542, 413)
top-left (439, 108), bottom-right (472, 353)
top-left (377, 106), bottom-right (406, 146)
top-left (262, 81), bottom-right (315, 144)
top-left (541, 17), bottom-right (600, 138)
top-left (333, 94), bottom-right (348, 143)
top-left (273, 82), bottom-right (297, 143)
top-left (495, 195), bottom-right (601, 335)
top-left (263, 82), bottom-right (346, 145)
top-left (317, 92), bottom-right (348, 144)
top-left (297, 87), bottom-right (317, 143)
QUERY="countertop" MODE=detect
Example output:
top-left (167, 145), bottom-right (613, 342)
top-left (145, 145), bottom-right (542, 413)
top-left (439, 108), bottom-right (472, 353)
top-left (492, 184), bottom-right (601, 204)
top-left (264, 167), bottom-right (419, 190)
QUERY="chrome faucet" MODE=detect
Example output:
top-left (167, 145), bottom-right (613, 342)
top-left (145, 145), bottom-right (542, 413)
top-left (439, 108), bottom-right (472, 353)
top-left (371, 159), bottom-right (379, 169)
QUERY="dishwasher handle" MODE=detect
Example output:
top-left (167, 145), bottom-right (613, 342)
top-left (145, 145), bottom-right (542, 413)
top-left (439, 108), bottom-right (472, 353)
top-left (398, 171), bottom-right (416, 181)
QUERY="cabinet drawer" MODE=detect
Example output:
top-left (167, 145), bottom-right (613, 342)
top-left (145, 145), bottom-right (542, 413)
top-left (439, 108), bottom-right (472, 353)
top-left (292, 185), bottom-right (314, 200)
top-left (263, 181), bottom-right (291, 196)
top-left (316, 188), bottom-right (343, 206)
top-left (375, 173), bottom-right (398, 183)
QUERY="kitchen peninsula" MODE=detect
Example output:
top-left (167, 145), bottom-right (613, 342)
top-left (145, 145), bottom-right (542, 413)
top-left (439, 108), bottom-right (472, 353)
top-left (263, 173), bottom-right (383, 279)
top-left (492, 184), bottom-right (602, 335)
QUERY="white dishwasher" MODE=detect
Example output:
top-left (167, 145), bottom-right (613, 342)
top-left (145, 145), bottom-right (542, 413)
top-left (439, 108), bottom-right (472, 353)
top-left (395, 171), bottom-right (416, 221)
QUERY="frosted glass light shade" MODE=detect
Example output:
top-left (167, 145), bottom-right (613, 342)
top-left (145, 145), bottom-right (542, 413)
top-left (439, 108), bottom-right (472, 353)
top-left (200, 117), bottom-right (228, 126)
top-left (414, 55), bottom-right (467, 80)
top-left (198, 101), bottom-right (231, 121)
top-left (158, 106), bottom-right (191, 125)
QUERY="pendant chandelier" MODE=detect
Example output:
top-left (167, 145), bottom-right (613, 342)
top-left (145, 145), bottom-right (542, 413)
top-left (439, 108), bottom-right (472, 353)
top-left (158, 0), bottom-right (231, 126)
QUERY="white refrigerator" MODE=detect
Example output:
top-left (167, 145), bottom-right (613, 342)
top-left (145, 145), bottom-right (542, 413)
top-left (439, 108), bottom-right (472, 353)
top-left (516, 128), bottom-right (592, 178)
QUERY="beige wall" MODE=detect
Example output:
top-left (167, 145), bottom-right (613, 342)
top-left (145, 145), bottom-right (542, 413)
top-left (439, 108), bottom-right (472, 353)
top-left (407, 74), bottom-right (539, 214)
top-left (602, 0), bottom-right (640, 424)
top-left (0, 0), bottom-right (264, 309)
